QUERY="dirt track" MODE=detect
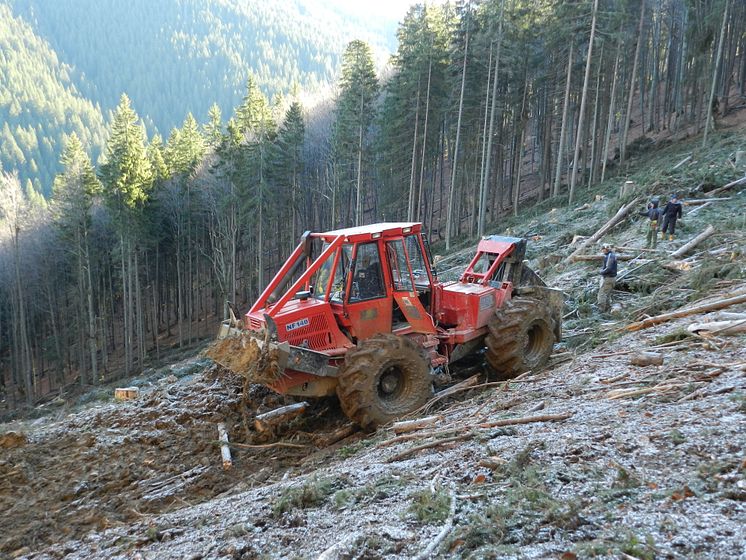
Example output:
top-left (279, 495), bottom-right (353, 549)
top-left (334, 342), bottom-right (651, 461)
top-left (0, 360), bottom-right (353, 558)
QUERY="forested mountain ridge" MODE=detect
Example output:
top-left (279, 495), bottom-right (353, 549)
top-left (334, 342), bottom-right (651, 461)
top-left (0, 3), bottom-right (108, 195)
top-left (1, 0), bottom-right (397, 195)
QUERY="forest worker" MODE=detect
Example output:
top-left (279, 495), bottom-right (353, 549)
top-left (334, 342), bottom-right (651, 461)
top-left (597, 243), bottom-right (617, 313)
top-left (660, 194), bottom-right (683, 241)
top-left (639, 196), bottom-right (661, 248)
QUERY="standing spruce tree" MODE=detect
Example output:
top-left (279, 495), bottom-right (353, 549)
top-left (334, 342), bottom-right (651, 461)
top-left (99, 94), bottom-right (153, 375)
top-left (274, 101), bottom-right (306, 245)
top-left (52, 133), bottom-right (101, 385)
top-left (333, 40), bottom-right (379, 226)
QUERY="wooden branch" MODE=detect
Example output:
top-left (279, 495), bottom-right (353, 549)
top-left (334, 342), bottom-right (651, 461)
top-left (311, 424), bottom-right (357, 448)
top-left (684, 197), bottom-right (731, 206)
top-left (477, 412), bottom-right (572, 429)
top-left (708, 175), bottom-right (746, 196)
top-left (670, 225), bottom-right (715, 258)
top-left (411, 375), bottom-right (482, 415)
top-left (386, 434), bottom-right (472, 463)
top-left (254, 402), bottom-right (308, 433)
top-left (629, 352), bottom-right (664, 366)
top-left (672, 155), bottom-right (692, 170)
top-left (567, 197), bottom-right (641, 261)
top-left (686, 202), bottom-right (712, 216)
top-left (662, 260), bottom-right (693, 272)
top-left (217, 423), bottom-right (232, 470)
top-left (377, 427), bottom-right (462, 448)
top-left (230, 441), bottom-right (308, 449)
top-left (392, 416), bottom-right (443, 434)
top-left (413, 484), bottom-right (457, 560)
top-left (687, 319), bottom-right (746, 336)
top-left (626, 292), bottom-right (746, 331)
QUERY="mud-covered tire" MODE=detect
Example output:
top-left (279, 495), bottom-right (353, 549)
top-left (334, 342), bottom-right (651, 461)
top-left (485, 297), bottom-right (556, 379)
top-left (336, 334), bottom-right (432, 430)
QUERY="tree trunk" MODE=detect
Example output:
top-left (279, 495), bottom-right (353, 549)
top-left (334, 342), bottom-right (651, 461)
top-left (620, 0), bottom-right (647, 164)
top-left (568, 0), bottom-right (599, 205)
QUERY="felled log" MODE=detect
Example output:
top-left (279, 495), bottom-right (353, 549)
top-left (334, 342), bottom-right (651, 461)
top-left (684, 197), bottom-right (731, 206)
top-left (567, 197), bottom-right (641, 262)
top-left (254, 402), bottom-right (308, 433)
top-left (392, 415), bottom-right (442, 434)
top-left (217, 423), bottom-right (232, 470)
top-left (626, 292), bottom-right (746, 331)
top-left (670, 225), bottom-right (715, 258)
top-left (629, 352), bottom-right (664, 366)
top-left (686, 202), bottom-right (712, 216)
top-left (687, 319), bottom-right (746, 336)
top-left (570, 254), bottom-right (636, 262)
top-left (662, 260), bottom-right (693, 272)
top-left (708, 175), bottom-right (746, 196)
top-left (672, 155), bottom-right (692, 170)
top-left (114, 387), bottom-right (140, 401)
top-left (311, 424), bottom-right (357, 448)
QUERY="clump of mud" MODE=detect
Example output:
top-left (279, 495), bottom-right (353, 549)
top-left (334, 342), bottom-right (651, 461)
top-left (207, 334), bottom-right (282, 385)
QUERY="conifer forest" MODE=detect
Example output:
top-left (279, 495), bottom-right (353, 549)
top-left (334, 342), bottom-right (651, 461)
top-left (1, 0), bottom-right (744, 407)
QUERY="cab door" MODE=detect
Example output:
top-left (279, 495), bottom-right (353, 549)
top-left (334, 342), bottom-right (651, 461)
top-left (344, 241), bottom-right (392, 340)
top-left (386, 238), bottom-right (436, 334)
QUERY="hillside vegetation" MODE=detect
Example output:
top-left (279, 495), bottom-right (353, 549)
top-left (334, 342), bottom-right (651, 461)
top-left (0, 4), bottom-right (107, 193)
top-left (0, 0), bottom-right (395, 194)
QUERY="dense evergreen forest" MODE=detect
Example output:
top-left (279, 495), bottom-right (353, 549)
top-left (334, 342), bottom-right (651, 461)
top-left (1, 0), bottom-right (743, 408)
top-left (0, 0), bottom-right (395, 194)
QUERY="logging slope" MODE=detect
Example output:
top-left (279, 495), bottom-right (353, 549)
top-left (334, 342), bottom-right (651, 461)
top-left (1, 128), bottom-right (745, 559)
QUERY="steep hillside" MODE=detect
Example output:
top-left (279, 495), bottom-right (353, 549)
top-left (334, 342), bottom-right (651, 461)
top-left (7, 0), bottom-right (395, 133)
top-left (0, 4), bottom-right (107, 194)
top-left (0, 0), bottom-right (398, 195)
top-left (1, 127), bottom-right (744, 558)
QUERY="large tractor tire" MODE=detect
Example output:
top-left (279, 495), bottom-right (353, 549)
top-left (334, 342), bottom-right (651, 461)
top-left (337, 334), bottom-right (432, 430)
top-left (485, 297), bottom-right (556, 379)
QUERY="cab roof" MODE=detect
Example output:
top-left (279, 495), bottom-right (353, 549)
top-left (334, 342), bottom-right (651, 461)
top-left (317, 222), bottom-right (422, 242)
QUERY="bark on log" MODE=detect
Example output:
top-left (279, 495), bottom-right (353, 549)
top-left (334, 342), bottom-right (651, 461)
top-left (311, 424), bottom-right (357, 448)
top-left (626, 292), bottom-right (746, 331)
top-left (670, 225), bottom-right (715, 258)
top-left (629, 352), bottom-right (664, 366)
top-left (217, 423), bottom-right (232, 470)
top-left (662, 260), bottom-right (693, 272)
top-left (567, 197), bottom-right (641, 261)
top-left (392, 416), bottom-right (442, 434)
top-left (708, 175), bottom-right (746, 196)
top-left (254, 402), bottom-right (308, 433)
top-left (684, 197), bottom-right (732, 205)
top-left (687, 319), bottom-right (746, 336)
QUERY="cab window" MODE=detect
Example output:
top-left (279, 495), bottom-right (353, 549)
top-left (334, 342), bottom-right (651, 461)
top-left (386, 240), bottom-right (414, 292)
top-left (313, 243), bottom-right (352, 302)
top-left (405, 235), bottom-right (429, 288)
top-left (350, 243), bottom-right (385, 302)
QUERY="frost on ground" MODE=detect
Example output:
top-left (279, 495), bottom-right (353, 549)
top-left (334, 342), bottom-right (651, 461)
top-left (3, 303), bottom-right (744, 560)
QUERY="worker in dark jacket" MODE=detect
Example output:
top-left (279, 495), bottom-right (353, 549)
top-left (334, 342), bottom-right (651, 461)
top-left (597, 243), bottom-right (617, 313)
top-left (660, 195), bottom-right (683, 241)
top-left (639, 197), bottom-right (661, 248)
